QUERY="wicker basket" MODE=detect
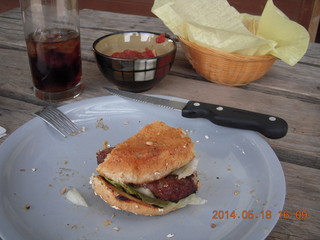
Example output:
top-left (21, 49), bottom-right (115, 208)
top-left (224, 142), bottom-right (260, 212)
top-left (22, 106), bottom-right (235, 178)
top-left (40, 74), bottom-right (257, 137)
top-left (179, 37), bottom-right (276, 86)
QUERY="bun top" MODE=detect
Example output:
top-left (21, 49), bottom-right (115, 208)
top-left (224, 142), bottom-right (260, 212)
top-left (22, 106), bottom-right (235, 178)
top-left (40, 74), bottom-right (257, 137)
top-left (96, 121), bottom-right (195, 184)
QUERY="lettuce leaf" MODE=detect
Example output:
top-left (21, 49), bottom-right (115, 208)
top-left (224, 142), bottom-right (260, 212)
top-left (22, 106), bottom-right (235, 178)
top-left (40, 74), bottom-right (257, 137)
top-left (104, 177), bottom-right (171, 207)
top-left (172, 158), bottom-right (199, 179)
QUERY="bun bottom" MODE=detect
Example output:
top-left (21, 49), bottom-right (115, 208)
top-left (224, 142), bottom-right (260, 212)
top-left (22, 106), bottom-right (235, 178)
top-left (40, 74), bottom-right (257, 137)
top-left (90, 175), bottom-right (179, 216)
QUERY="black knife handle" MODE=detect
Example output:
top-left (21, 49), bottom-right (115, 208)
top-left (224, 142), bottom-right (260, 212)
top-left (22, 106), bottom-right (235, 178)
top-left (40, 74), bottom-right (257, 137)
top-left (182, 101), bottom-right (288, 139)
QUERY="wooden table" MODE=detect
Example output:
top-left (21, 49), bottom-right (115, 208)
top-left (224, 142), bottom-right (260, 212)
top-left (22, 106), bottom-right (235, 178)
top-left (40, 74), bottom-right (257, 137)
top-left (0, 8), bottom-right (319, 239)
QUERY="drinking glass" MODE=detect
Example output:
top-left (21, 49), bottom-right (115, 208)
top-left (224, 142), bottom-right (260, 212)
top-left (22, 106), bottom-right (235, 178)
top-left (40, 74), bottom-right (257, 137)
top-left (20, 0), bottom-right (83, 101)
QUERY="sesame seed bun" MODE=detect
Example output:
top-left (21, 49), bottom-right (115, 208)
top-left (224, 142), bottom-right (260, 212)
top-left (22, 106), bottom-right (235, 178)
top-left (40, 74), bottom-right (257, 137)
top-left (96, 121), bottom-right (195, 184)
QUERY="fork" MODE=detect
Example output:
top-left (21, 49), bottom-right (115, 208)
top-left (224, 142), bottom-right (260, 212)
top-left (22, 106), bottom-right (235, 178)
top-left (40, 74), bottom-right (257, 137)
top-left (34, 106), bottom-right (81, 138)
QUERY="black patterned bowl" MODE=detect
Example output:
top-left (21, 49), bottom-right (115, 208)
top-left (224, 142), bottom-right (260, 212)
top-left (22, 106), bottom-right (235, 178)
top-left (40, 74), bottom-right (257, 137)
top-left (93, 31), bottom-right (177, 92)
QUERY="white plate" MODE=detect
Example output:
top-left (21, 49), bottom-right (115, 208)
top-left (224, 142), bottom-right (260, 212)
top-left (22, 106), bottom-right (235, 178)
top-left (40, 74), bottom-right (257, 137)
top-left (0, 96), bottom-right (285, 240)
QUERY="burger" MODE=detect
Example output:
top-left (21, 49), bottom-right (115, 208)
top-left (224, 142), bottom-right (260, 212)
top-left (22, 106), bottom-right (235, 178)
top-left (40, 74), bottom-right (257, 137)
top-left (90, 121), bottom-right (206, 216)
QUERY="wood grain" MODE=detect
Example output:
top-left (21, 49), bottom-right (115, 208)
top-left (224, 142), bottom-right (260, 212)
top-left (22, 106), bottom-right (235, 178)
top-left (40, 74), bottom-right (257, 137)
top-left (0, 8), bottom-right (319, 239)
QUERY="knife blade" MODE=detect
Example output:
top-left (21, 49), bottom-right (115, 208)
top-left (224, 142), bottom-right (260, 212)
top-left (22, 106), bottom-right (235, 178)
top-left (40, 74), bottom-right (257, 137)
top-left (104, 87), bottom-right (288, 139)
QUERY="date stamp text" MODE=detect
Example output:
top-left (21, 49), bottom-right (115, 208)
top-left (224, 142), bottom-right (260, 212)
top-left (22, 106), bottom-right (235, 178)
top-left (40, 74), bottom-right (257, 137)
top-left (212, 210), bottom-right (308, 220)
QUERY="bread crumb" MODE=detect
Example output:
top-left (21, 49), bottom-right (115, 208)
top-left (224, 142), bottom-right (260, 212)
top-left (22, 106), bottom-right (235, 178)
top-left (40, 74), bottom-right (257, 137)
top-left (102, 141), bottom-right (110, 149)
top-left (166, 233), bottom-right (174, 238)
top-left (211, 223), bottom-right (217, 228)
top-left (104, 220), bottom-right (111, 226)
top-left (70, 131), bottom-right (77, 136)
top-left (234, 190), bottom-right (240, 196)
top-left (60, 187), bottom-right (67, 195)
top-left (23, 205), bottom-right (31, 210)
top-left (123, 121), bottom-right (129, 125)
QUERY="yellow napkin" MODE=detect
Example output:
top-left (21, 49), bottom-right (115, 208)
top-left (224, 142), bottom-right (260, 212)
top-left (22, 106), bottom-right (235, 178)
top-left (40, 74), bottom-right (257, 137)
top-left (152, 0), bottom-right (309, 66)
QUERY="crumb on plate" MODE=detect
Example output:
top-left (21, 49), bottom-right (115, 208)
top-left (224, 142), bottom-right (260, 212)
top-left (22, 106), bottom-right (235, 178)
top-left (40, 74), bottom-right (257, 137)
top-left (60, 187), bottom-right (67, 195)
top-left (113, 227), bottom-right (120, 232)
top-left (104, 220), bottom-right (112, 226)
top-left (96, 118), bottom-right (109, 130)
top-left (23, 205), bottom-right (31, 210)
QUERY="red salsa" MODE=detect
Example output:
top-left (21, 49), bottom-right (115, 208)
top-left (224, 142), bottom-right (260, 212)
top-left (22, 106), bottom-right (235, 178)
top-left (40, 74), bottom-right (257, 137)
top-left (111, 34), bottom-right (166, 59)
top-left (111, 48), bottom-right (155, 59)
top-left (156, 33), bottom-right (166, 43)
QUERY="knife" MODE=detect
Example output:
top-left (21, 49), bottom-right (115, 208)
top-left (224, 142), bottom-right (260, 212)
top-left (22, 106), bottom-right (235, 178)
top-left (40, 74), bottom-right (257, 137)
top-left (104, 87), bottom-right (288, 139)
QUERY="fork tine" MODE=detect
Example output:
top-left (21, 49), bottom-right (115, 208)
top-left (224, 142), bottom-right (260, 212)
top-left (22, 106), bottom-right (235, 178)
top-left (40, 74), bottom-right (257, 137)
top-left (43, 110), bottom-right (73, 134)
top-left (35, 112), bottom-right (69, 137)
top-left (34, 106), bottom-right (80, 137)
top-left (46, 106), bottom-right (80, 132)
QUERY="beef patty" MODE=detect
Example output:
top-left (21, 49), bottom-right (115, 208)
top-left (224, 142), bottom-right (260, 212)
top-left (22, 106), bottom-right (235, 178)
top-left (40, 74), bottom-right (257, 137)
top-left (135, 174), bottom-right (198, 202)
top-left (96, 147), bottom-right (113, 165)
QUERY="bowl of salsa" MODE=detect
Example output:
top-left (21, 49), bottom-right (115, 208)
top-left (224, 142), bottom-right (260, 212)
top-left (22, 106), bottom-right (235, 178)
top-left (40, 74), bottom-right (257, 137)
top-left (93, 31), bottom-right (177, 92)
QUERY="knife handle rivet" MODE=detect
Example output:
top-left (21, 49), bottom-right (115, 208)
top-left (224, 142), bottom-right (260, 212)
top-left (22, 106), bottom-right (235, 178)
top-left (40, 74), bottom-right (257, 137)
top-left (269, 116), bottom-right (277, 121)
top-left (193, 102), bottom-right (201, 107)
top-left (216, 106), bottom-right (224, 111)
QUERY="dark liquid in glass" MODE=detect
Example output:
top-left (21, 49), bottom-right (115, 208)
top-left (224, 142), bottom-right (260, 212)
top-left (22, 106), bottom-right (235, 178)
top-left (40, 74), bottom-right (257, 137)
top-left (26, 28), bottom-right (82, 92)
